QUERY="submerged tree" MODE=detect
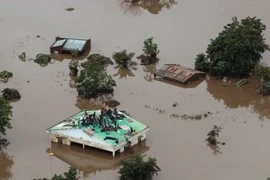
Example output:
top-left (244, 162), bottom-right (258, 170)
top-left (76, 63), bottom-right (116, 98)
top-left (0, 71), bottom-right (13, 82)
top-left (206, 125), bottom-right (222, 146)
top-left (0, 96), bottom-right (12, 149)
top-left (69, 60), bottom-right (78, 76)
top-left (138, 37), bottom-right (160, 65)
top-left (195, 16), bottom-right (270, 77)
top-left (118, 154), bottom-right (161, 180)
top-left (1, 88), bottom-right (21, 101)
top-left (34, 53), bottom-right (53, 67)
top-left (113, 50), bottom-right (137, 68)
top-left (81, 53), bottom-right (113, 68)
top-left (33, 166), bottom-right (79, 180)
top-left (255, 63), bottom-right (270, 95)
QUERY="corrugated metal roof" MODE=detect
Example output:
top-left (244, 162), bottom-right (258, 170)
top-left (52, 39), bottom-right (66, 47)
top-left (63, 39), bottom-right (86, 51)
top-left (155, 64), bottom-right (205, 84)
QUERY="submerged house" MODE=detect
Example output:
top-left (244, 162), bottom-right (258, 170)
top-left (47, 141), bottom-right (149, 177)
top-left (154, 64), bottom-right (206, 85)
top-left (46, 110), bottom-right (149, 157)
top-left (50, 37), bottom-right (91, 55)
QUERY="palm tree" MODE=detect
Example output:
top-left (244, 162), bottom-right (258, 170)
top-left (118, 154), bottom-right (160, 180)
top-left (113, 50), bottom-right (137, 69)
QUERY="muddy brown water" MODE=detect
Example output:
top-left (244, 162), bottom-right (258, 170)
top-left (1, 0), bottom-right (270, 180)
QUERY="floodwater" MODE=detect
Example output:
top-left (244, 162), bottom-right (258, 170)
top-left (1, 0), bottom-right (270, 179)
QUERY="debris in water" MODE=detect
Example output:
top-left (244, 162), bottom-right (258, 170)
top-left (172, 102), bottom-right (178, 107)
top-left (65, 7), bottom-right (74, 11)
top-left (170, 111), bottom-right (213, 120)
top-left (18, 52), bottom-right (26, 61)
top-left (37, 35), bottom-right (40, 38)
top-left (235, 79), bottom-right (249, 87)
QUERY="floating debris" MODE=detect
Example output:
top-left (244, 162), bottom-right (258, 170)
top-left (65, 7), bottom-right (74, 11)
top-left (170, 111), bottom-right (213, 120)
top-left (235, 79), bottom-right (249, 87)
top-left (172, 102), bottom-right (178, 107)
top-left (18, 52), bottom-right (26, 61)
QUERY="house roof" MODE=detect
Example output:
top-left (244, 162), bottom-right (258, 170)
top-left (46, 110), bottom-right (148, 147)
top-left (154, 64), bottom-right (205, 84)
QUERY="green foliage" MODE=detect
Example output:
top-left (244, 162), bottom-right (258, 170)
top-left (143, 37), bottom-right (159, 58)
top-left (118, 154), bottom-right (161, 180)
top-left (34, 167), bottom-right (78, 180)
top-left (196, 16), bottom-right (270, 77)
top-left (1, 88), bottom-right (21, 100)
top-left (254, 63), bottom-right (270, 81)
top-left (254, 63), bottom-right (270, 95)
top-left (34, 53), bottom-right (52, 66)
top-left (0, 71), bottom-right (13, 81)
top-left (206, 125), bottom-right (222, 146)
top-left (0, 96), bottom-right (12, 135)
top-left (69, 60), bottom-right (78, 70)
top-left (0, 96), bottom-right (12, 149)
top-left (194, 53), bottom-right (209, 72)
top-left (81, 54), bottom-right (113, 68)
top-left (70, 49), bottom-right (79, 57)
top-left (113, 50), bottom-right (137, 68)
top-left (76, 63), bottom-right (116, 98)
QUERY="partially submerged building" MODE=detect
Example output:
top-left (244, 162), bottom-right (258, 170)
top-left (46, 110), bottom-right (149, 156)
top-left (50, 37), bottom-right (91, 55)
top-left (46, 141), bottom-right (149, 176)
top-left (154, 64), bottom-right (206, 85)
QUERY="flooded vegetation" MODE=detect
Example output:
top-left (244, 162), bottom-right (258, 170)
top-left (1, 0), bottom-right (270, 180)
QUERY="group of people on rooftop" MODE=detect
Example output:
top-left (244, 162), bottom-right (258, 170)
top-left (80, 107), bottom-right (124, 132)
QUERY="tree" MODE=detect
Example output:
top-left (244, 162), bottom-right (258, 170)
top-left (113, 50), bottom-right (137, 68)
top-left (138, 37), bottom-right (159, 64)
top-left (194, 53), bottom-right (209, 72)
top-left (143, 37), bottom-right (159, 61)
top-left (76, 63), bottom-right (116, 98)
top-left (118, 154), bottom-right (161, 180)
top-left (0, 96), bottom-right (12, 149)
top-left (195, 16), bottom-right (270, 77)
top-left (206, 125), bottom-right (222, 146)
top-left (33, 167), bottom-right (79, 180)
top-left (254, 63), bottom-right (270, 95)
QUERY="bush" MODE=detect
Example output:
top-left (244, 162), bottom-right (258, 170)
top-left (118, 154), bottom-right (160, 180)
top-left (194, 53), bottom-right (209, 72)
top-left (76, 63), bottom-right (116, 98)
